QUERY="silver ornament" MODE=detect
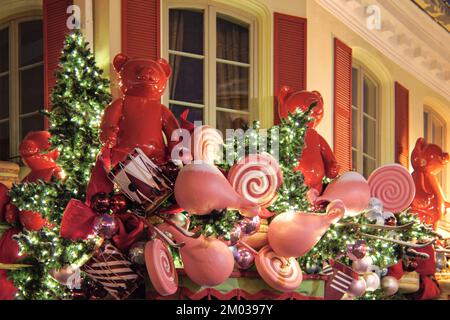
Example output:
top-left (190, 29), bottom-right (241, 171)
top-left (128, 241), bottom-right (146, 265)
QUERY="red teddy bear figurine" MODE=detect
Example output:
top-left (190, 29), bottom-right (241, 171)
top-left (19, 131), bottom-right (62, 182)
top-left (278, 86), bottom-right (340, 193)
top-left (411, 137), bottom-right (449, 229)
top-left (100, 53), bottom-right (181, 166)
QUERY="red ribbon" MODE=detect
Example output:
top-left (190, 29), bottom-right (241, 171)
top-left (112, 212), bottom-right (145, 252)
top-left (0, 228), bottom-right (21, 300)
top-left (60, 199), bottom-right (97, 241)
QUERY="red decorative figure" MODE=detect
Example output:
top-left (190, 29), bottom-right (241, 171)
top-left (410, 138), bottom-right (449, 229)
top-left (278, 86), bottom-right (340, 193)
top-left (19, 131), bottom-right (61, 182)
top-left (100, 54), bottom-right (181, 166)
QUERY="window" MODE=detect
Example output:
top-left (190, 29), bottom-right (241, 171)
top-left (0, 18), bottom-right (44, 162)
top-left (352, 63), bottom-right (379, 178)
top-left (164, 5), bottom-right (254, 134)
top-left (424, 107), bottom-right (446, 185)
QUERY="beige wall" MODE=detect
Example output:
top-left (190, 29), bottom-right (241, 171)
top-left (90, 0), bottom-right (450, 194)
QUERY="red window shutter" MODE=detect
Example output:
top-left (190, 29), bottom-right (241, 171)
top-left (333, 38), bottom-right (352, 173)
top-left (395, 82), bottom-right (409, 168)
top-left (273, 12), bottom-right (307, 124)
top-left (122, 0), bottom-right (160, 60)
top-left (43, 0), bottom-right (73, 113)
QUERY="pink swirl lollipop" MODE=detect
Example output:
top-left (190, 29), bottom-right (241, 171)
top-left (255, 245), bottom-right (303, 292)
top-left (145, 239), bottom-right (178, 296)
top-left (191, 125), bottom-right (223, 165)
top-left (368, 164), bottom-right (416, 213)
top-left (228, 153), bottom-right (283, 208)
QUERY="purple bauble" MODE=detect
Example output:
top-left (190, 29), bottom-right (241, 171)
top-left (240, 216), bottom-right (261, 236)
top-left (93, 214), bottom-right (118, 239)
top-left (352, 256), bottom-right (373, 274)
top-left (381, 276), bottom-right (399, 296)
top-left (352, 240), bottom-right (368, 259)
top-left (364, 272), bottom-right (380, 291)
top-left (90, 192), bottom-right (111, 213)
top-left (229, 225), bottom-right (242, 246)
top-left (233, 246), bottom-right (255, 270)
top-left (348, 278), bottom-right (367, 297)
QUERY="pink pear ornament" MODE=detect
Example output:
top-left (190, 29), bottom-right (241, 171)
top-left (158, 223), bottom-right (234, 287)
top-left (307, 172), bottom-right (370, 217)
top-left (174, 163), bottom-right (259, 216)
top-left (268, 200), bottom-right (346, 258)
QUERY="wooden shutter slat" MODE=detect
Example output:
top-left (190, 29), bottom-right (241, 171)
top-left (122, 0), bottom-right (160, 60)
top-left (43, 0), bottom-right (73, 113)
top-left (395, 82), bottom-right (409, 168)
top-left (273, 12), bottom-right (307, 124)
top-left (333, 38), bottom-right (352, 173)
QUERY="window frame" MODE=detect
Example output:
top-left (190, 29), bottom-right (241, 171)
top-left (423, 105), bottom-right (447, 190)
top-left (351, 61), bottom-right (380, 177)
top-left (161, 0), bottom-right (258, 130)
top-left (0, 15), bottom-right (43, 161)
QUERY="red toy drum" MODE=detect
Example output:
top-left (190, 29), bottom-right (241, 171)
top-left (108, 148), bottom-right (174, 213)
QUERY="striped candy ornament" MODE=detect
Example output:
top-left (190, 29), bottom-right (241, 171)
top-left (82, 243), bottom-right (141, 300)
top-left (228, 153), bottom-right (283, 208)
top-left (324, 260), bottom-right (359, 300)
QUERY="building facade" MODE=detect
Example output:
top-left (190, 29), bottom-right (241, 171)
top-left (0, 0), bottom-right (449, 227)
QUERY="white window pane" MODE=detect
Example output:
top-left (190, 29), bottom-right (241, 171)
top-left (363, 116), bottom-right (376, 157)
top-left (20, 65), bottom-right (44, 114)
top-left (363, 74), bottom-right (377, 118)
top-left (352, 107), bottom-right (358, 148)
top-left (0, 75), bottom-right (8, 119)
top-left (352, 67), bottom-right (358, 107)
top-left (363, 156), bottom-right (376, 178)
top-left (216, 63), bottom-right (249, 111)
top-left (169, 54), bottom-right (203, 104)
top-left (0, 27), bottom-right (8, 73)
top-left (432, 119), bottom-right (443, 147)
top-left (0, 121), bottom-right (9, 161)
top-left (169, 104), bottom-right (203, 124)
top-left (352, 149), bottom-right (358, 172)
top-left (216, 111), bottom-right (248, 135)
top-left (19, 20), bottom-right (43, 67)
top-left (217, 16), bottom-right (249, 63)
top-left (21, 114), bottom-right (43, 140)
top-left (169, 9), bottom-right (203, 55)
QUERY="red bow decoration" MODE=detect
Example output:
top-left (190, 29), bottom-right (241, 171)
top-left (86, 147), bottom-right (114, 207)
top-left (112, 212), bottom-right (145, 252)
top-left (387, 244), bottom-right (440, 300)
top-left (60, 199), bottom-right (98, 240)
top-left (61, 199), bottom-right (145, 253)
top-left (0, 228), bottom-right (22, 300)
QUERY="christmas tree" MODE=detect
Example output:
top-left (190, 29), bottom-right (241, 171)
top-left (6, 29), bottom-right (111, 299)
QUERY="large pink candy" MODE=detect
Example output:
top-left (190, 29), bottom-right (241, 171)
top-left (228, 153), bottom-right (283, 208)
top-left (368, 164), bottom-right (415, 213)
top-left (191, 125), bottom-right (223, 165)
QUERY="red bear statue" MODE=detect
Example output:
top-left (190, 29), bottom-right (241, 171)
top-left (278, 86), bottom-right (340, 193)
top-left (19, 131), bottom-right (61, 182)
top-left (100, 54), bottom-right (181, 166)
top-left (411, 137), bottom-right (449, 229)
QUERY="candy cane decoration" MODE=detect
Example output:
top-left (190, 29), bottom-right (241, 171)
top-left (228, 153), bottom-right (283, 208)
top-left (191, 125), bottom-right (224, 165)
top-left (255, 245), bottom-right (303, 292)
top-left (368, 164), bottom-right (416, 213)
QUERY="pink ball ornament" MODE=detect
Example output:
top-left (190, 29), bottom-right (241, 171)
top-left (352, 256), bottom-right (373, 274)
top-left (381, 276), bottom-right (399, 296)
top-left (233, 246), bottom-right (255, 270)
top-left (93, 214), bottom-right (119, 239)
top-left (240, 216), bottom-right (261, 236)
top-left (347, 278), bottom-right (367, 297)
top-left (364, 272), bottom-right (380, 292)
